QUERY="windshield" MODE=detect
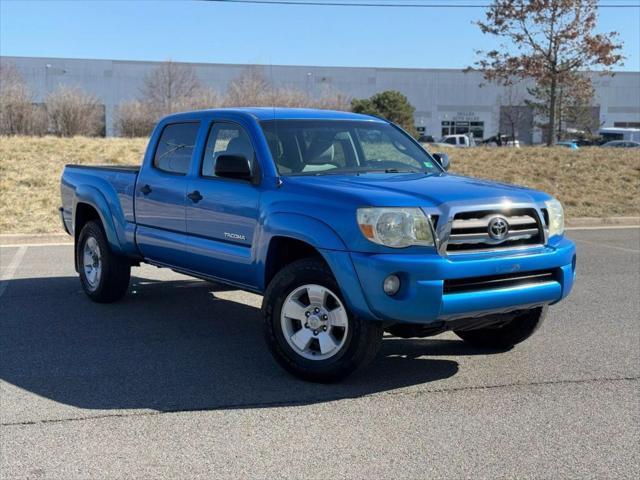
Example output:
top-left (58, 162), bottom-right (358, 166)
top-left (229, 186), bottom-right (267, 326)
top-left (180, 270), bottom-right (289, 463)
top-left (261, 120), bottom-right (442, 176)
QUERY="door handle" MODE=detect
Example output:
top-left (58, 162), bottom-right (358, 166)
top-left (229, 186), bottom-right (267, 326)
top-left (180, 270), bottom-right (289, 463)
top-left (140, 184), bottom-right (152, 195)
top-left (187, 190), bottom-right (203, 203)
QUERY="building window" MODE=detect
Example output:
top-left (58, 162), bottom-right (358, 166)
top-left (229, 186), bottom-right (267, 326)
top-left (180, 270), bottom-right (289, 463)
top-left (470, 121), bottom-right (484, 139)
top-left (441, 120), bottom-right (484, 139)
top-left (614, 122), bottom-right (640, 129)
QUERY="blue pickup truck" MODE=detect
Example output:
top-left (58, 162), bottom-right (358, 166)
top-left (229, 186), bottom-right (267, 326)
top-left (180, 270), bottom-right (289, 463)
top-left (60, 108), bottom-right (576, 382)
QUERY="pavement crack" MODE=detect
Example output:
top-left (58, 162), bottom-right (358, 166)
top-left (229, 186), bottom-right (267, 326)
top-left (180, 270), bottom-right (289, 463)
top-left (380, 375), bottom-right (640, 397)
top-left (2, 375), bottom-right (638, 428)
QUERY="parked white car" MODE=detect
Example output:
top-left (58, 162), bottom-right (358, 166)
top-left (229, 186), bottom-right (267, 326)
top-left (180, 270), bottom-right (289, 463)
top-left (439, 134), bottom-right (477, 148)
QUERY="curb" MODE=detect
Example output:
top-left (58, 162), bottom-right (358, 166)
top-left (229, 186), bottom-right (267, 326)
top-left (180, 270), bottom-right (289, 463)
top-left (0, 233), bottom-right (71, 246)
top-left (1, 217), bottom-right (638, 246)
top-left (565, 216), bottom-right (639, 228)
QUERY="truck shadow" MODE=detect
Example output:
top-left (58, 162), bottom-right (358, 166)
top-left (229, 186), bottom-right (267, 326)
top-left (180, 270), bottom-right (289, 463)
top-left (0, 274), bottom-right (494, 413)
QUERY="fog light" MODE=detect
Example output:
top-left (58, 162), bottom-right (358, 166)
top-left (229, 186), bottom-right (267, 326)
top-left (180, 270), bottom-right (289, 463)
top-left (383, 274), bottom-right (401, 296)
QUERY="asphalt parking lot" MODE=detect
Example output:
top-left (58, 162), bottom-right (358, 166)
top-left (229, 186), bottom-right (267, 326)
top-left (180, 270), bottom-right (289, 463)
top-left (1, 228), bottom-right (638, 479)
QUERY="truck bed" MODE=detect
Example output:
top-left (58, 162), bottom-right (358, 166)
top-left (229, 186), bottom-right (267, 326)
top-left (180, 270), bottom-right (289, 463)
top-left (60, 163), bottom-right (140, 239)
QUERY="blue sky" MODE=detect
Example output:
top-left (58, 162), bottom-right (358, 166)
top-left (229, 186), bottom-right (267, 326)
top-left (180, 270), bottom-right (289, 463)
top-left (1, 0), bottom-right (639, 70)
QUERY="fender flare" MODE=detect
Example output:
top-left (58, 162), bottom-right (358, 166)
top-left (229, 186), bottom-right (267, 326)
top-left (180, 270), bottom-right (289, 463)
top-left (260, 212), bottom-right (347, 252)
top-left (256, 213), bottom-right (376, 320)
top-left (256, 212), bottom-right (347, 289)
top-left (73, 184), bottom-right (126, 254)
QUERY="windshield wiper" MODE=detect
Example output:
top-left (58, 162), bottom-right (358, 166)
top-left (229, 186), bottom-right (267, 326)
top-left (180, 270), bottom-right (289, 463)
top-left (288, 167), bottom-right (423, 176)
top-left (383, 168), bottom-right (420, 173)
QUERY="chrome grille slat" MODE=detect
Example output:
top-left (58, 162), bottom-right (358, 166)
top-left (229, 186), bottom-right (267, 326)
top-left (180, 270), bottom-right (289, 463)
top-left (448, 228), bottom-right (539, 244)
top-left (451, 214), bottom-right (537, 230)
top-left (445, 208), bottom-right (543, 253)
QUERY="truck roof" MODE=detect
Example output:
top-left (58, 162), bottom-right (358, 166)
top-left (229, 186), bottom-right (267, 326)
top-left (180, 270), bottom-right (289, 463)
top-left (163, 107), bottom-right (386, 123)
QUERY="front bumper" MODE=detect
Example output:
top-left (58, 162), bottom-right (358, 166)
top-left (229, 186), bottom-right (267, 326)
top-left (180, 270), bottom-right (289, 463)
top-left (323, 238), bottom-right (576, 325)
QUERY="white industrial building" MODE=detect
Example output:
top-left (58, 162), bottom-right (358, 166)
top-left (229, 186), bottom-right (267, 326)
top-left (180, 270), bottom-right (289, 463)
top-left (2, 55), bottom-right (639, 141)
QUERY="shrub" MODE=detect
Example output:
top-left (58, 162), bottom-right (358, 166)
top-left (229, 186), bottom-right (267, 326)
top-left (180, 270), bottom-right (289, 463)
top-left (0, 62), bottom-right (47, 135)
top-left (114, 100), bottom-right (156, 137)
top-left (45, 86), bottom-right (104, 136)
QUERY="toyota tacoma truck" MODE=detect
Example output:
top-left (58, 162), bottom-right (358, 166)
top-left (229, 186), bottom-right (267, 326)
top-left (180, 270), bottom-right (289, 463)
top-left (60, 108), bottom-right (576, 382)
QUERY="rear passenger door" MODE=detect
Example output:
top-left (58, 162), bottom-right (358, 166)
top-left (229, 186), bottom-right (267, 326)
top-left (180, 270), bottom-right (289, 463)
top-left (135, 121), bottom-right (201, 266)
top-left (183, 121), bottom-right (261, 288)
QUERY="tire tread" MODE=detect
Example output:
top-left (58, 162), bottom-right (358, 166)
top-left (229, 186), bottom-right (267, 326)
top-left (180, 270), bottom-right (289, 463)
top-left (262, 258), bottom-right (382, 382)
top-left (77, 220), bottom-right (130, 303)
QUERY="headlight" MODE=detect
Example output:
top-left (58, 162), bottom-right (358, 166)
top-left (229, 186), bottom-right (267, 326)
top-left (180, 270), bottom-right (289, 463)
top-left (545, 198), bottom-right (565, 237)
top-left (357, 207), bottom-right (435, 248)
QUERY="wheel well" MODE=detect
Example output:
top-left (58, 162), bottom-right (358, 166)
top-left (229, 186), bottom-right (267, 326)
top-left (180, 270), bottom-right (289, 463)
top-left (264, 237), bottom-right (324, 287)
top-left (74, 203), bottom-right (101, 241)
top-left (73, 203), bottom-right (102, 272)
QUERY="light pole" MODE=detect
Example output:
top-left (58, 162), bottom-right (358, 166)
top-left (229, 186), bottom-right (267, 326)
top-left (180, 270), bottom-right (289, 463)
top-left (306, 72), bottom-right (312, 97)
top-left (44, 63), bottom-right (52, 98)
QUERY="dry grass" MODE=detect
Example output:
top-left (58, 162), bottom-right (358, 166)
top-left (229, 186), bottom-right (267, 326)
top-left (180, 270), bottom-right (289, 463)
top-left (1, 136), bottom-right (147, 233)
top-left (448, 146), bottom-right (640, 218)
top-left (0, 136), bottom-right (638, 234)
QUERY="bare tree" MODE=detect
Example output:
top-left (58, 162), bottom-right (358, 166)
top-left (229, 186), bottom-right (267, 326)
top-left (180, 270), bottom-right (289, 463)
top-left (473, 0), bottom-right (623, 145)
top-left (114, 100), bottom-right (155, 137)
top-left (173, 86), bottom-right (221, 111)
top-left (114, 64), bottom-right (350, 137)
top-left (224, 68), bottom-right (350, 110)
top-left (118, 61), bottom-right (220, 134)
top-left (223, 68), bottom-right (272, 107)
top-left (140, 61), bottom-right (208, 117)
top-left (45, 86), bottom-right (104, 136)
top-left (0, 62), bottom-right (47, 135)
top-left (498, 82), bottom-right (528, 142)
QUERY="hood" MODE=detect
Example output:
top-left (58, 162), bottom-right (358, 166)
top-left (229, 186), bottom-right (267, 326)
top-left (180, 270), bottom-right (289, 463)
top-left (283, 173), bottom-right (550, 208)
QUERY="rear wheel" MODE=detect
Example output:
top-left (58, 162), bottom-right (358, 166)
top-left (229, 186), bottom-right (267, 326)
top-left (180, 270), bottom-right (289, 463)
top-left (77, 220), bottom-right (131, 303)
top-left (454, 306), bottom-right (547, 349)
top-left (263, 258), bottom-right (383, 383)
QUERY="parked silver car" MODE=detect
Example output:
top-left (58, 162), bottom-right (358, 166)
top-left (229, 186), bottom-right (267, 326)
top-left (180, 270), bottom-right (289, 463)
top-left (601, 140), bottom-right (640, 148)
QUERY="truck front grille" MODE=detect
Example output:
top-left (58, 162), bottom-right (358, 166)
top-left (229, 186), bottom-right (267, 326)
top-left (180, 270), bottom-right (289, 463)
top-left (446, 208), bottom-right (543, 253)
top-left (443, 269), bottom-right (557, 294)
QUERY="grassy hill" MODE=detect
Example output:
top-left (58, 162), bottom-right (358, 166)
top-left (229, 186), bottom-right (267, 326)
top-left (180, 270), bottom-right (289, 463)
top-left (0, 136), bottom-right (638, 234)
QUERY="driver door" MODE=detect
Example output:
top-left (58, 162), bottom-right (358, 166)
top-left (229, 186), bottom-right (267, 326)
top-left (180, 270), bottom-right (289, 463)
top-left (184, 121), bottom-right (261, 288)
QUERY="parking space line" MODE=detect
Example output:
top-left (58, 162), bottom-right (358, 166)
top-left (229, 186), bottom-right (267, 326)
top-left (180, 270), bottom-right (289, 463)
top-left (573, 238), bottom-right (640, 254)
top-left (566, 225), bottom-right (639, 231)
top-left (0, 242), bottom-right (73, 249)
top-left (0, 246), bottom-right (28, 298)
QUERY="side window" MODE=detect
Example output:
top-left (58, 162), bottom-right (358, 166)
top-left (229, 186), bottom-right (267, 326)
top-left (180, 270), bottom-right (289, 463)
top-left (202, 123), bottom-right (255, 177)
top-left (444, 137), bottom-right (457, 145)
top-left (153, 122), bottom-right (200, 175)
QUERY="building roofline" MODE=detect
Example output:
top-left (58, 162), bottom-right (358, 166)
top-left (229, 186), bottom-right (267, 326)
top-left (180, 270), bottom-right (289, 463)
top-left (2, 55), bottom-right (638, 75)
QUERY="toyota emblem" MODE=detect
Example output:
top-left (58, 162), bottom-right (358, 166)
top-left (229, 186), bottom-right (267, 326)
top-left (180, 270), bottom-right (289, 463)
top-left (488, 216), bottom-right (509, 241)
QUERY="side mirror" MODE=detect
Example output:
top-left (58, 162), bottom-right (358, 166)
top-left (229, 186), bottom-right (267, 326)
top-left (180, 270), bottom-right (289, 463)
top-left (214, 155), bottom-right (253, 181)
top-left (432, 152), bottom-right (450, 171)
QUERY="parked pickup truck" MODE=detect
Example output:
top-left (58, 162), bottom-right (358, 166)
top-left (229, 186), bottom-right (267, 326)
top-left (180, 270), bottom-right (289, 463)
top-left (61, 108), bottom-right (576, 382)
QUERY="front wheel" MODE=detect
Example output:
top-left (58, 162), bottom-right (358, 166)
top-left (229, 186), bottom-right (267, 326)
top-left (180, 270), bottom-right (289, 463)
top-left (262, 258), bottom-right (383, 383)
top-left (454, 306), bottom-right (547, 349)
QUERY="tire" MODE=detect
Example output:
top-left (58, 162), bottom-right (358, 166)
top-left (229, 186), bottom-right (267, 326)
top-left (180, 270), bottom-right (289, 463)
top-left (454, 306), bottom-right (547, 349)
top-left (76, 220), bottom-right (131, 303)
top-left (262, 258), bottom-right (383, 383)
